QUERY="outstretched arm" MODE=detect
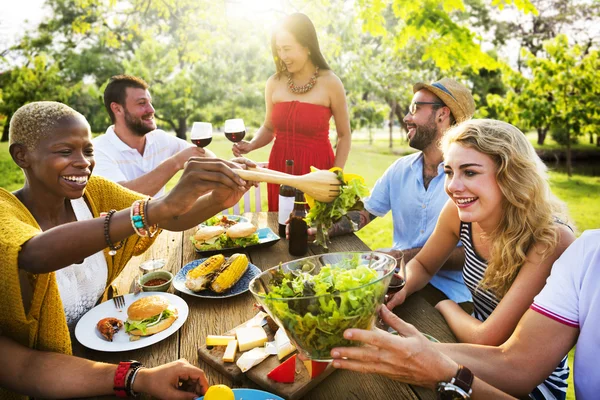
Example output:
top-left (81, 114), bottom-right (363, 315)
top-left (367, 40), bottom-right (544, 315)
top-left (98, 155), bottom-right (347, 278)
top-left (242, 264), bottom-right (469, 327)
top-left (118, 146), bottom-right (211, 196)
top-left (18, 158), bottom-right (250, 274)
top-left (438, 310), bottom-right (578, 398)
top-left (0, 336), bottom-right (208, 399)
top-left (331, 307), bottom-right (516, 399)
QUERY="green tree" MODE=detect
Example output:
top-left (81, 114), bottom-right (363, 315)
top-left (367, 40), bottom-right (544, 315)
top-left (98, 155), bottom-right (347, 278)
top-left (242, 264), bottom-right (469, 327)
top-left (0, 55), bottom-right (69, 141)
top-left (520, 35), bottom-right (600, 175)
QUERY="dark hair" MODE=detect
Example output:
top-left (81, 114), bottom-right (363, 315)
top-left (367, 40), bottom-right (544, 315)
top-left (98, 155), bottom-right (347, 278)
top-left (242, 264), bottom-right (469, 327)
top-left (103, 75), bottom-right (149, 123)
top-left (271, 13), bottom-right (330, 76)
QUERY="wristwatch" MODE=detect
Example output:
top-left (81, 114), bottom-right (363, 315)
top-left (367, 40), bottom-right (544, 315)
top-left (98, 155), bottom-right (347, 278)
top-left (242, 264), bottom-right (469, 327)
top-left (436, 365), bottom-right (474, 400)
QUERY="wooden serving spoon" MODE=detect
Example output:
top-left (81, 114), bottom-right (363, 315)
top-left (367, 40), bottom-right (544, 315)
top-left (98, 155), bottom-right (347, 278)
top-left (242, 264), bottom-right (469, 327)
top-left (235, 169), bottom-right (341, 203)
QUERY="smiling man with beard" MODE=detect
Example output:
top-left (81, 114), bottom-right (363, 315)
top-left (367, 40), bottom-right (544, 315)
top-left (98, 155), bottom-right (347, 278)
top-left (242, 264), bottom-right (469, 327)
top-left (324, 78), bottom-right (476, 309)
top-left (93, 75), bottom-right (216, 197)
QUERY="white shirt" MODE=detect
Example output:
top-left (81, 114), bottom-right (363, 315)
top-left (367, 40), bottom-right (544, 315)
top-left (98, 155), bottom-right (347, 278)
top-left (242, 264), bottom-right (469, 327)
top-left (55, 197), bottom-right (108, 329)
top-left (531, 229), bottom-right (600, 400)
top-left (92, 126), bottom-right (192, 197)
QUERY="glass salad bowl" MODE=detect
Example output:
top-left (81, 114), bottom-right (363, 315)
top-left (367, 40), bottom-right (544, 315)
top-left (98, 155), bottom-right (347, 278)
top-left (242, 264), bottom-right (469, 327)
top-left (249, 252), bottom-right (397, 361)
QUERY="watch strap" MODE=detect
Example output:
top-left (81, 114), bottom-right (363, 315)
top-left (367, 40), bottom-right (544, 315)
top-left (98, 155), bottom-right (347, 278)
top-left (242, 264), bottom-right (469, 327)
top-left (452, 365), bottom-right (474, 395)
top-left (113, 361), bottom-right (132, 398)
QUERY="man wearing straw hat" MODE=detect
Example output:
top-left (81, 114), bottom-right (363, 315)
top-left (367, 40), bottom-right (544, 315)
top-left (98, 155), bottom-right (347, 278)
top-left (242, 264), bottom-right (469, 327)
top-left (325, 78), bottom-right (476, 310)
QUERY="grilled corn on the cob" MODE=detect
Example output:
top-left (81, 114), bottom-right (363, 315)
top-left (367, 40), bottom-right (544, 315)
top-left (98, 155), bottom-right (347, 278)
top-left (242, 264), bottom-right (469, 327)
top-left (210, 254), bottom-right (249, 293)
top-left (185, 254), bottom-right (226, 292)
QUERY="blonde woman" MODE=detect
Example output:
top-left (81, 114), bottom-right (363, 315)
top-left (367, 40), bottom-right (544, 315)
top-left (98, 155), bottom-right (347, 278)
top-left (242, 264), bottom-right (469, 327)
top-left (385, 119), bottom-right (575, 399)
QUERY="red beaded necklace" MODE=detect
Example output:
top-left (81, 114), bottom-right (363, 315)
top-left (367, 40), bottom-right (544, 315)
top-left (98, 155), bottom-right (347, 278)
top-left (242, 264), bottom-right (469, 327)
top-left (287, 66), bottom-right (319, 94)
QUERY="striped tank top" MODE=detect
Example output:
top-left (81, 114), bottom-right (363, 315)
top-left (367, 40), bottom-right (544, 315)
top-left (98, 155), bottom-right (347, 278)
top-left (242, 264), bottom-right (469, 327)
top-left (460, 222), bottom-right (569, 400)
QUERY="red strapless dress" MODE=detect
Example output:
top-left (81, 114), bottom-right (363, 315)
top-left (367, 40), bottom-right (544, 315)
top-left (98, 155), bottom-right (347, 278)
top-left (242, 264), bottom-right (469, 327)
top-left (268, 101), bottom-right (335, 211)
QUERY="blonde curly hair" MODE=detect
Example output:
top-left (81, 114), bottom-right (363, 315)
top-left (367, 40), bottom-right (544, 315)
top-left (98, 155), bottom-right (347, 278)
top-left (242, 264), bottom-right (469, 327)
top-left (9, 101), bottom-right (88, 150)
top-left (441, 119), bottom-right (569, 298)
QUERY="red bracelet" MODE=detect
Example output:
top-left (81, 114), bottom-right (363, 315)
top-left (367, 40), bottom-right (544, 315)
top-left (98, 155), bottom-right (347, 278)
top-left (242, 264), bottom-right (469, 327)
top-left (113, 361), bottom-right (132, 398)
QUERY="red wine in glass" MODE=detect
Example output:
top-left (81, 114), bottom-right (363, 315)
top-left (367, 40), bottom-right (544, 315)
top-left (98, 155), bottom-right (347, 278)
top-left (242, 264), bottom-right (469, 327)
top-left (224, 119), bottom-right (246, 143)
top-left (224, 131), bottom-right (246, 142)
top-left (191, 122), bottom-right (212, 148)
top-left (192, 137), bottom-right (213, 147)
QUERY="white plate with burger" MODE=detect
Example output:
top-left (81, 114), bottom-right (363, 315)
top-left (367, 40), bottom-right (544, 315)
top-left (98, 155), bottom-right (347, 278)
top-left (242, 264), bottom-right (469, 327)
top-left (74, 292), bottom-right (189, 352)
top-left (191, 220), bottom-right (279, 254)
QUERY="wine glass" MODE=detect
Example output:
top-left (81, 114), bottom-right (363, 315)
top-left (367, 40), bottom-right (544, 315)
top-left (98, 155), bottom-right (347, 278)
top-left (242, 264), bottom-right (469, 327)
top-left (191, 122), bottom-right (213, 147)
top-left (224, 118), bottom-right (246, 143)
top-left (377, 251), bottom-right (406, 331)
top-left (387, 253), bottom-right (406, 295)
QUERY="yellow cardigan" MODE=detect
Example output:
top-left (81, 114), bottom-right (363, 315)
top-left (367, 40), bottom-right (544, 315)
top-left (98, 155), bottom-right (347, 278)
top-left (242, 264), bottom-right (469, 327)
top-left (0, 176), bottom-right (158, 395)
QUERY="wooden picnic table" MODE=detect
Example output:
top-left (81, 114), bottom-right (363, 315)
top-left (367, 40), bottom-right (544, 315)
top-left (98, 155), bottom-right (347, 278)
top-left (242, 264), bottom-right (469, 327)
top-left (74, 212), bottom-right (456, 400)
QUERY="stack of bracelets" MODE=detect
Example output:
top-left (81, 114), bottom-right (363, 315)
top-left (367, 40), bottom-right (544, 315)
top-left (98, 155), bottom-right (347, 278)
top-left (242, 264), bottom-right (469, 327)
top-left (102, 199), bottom-right (159, 255)
top-left (113, 360), bottom-right (144, 398)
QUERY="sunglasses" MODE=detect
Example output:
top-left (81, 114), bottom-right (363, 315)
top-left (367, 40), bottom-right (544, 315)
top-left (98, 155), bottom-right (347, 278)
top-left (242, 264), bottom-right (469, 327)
top-left (409, 101), bottom-right (445, 115)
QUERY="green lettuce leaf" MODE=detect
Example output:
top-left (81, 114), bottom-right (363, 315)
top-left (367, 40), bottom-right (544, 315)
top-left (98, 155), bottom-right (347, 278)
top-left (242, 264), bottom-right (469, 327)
top-left (304, 171), bottom-right (370, 249)
top-left (125, 308), bottom-right (175, 335)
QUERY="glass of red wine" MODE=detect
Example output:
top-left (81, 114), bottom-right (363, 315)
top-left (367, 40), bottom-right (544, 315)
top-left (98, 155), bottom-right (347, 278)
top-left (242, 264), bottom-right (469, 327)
top-left (224, 118), bottom-right (246, 143)
top-left (387, 254), bottom-right (406, 296)
top-left (191, 122), bottom-right (212, 147)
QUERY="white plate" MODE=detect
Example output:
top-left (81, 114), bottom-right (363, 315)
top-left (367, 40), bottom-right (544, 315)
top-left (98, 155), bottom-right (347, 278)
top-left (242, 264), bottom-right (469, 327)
top-left (74, 292), bottom-right (189, 352)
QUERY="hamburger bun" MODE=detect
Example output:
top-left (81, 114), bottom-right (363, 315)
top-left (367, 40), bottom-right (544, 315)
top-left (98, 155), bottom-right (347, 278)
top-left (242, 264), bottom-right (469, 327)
top-left (194, 226), bottom-right (225, 241)
top-left (126, 295), bottom-right (179, 337)
top-left (127, 310), bottom-right (178, 336)
top-left (226, 222), bottom-right (257, 238)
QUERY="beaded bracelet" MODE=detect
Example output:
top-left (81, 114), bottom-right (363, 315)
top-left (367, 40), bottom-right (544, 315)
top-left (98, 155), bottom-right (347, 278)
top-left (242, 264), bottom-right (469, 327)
top-left (102, 210), bottom-right (124, 256)
top-left (130, 200), bottom-right (148, 237)
top-left (142, 199), bottom-right (159, 238)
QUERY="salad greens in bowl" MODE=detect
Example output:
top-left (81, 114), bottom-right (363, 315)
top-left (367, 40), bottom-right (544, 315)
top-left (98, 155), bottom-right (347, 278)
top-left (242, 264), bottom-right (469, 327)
top-left (249, 252), bottom-right (396, 361)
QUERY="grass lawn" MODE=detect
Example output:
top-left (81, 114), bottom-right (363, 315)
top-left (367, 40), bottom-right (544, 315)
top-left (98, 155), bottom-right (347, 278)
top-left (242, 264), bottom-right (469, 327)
top-left (1, 131), bottom-right (596, 399)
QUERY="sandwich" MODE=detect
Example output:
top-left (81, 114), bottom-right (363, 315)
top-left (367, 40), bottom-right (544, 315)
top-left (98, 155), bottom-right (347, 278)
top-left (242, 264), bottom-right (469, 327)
top-left (192, 225), bottom-right (227, 251)
top-left (226, 222), bottom-right (259, 247)
top-left (124, 295), bottom-right (178, 337)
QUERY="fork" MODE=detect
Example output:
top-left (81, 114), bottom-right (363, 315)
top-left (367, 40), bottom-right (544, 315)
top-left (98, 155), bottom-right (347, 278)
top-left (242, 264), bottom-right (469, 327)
top-left (112, 286), bottom-right (126, 309)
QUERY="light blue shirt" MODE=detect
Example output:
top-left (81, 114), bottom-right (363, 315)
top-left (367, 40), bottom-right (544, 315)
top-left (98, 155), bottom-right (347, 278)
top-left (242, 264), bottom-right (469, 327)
top-left (364, 152), bottom-right (472, 303)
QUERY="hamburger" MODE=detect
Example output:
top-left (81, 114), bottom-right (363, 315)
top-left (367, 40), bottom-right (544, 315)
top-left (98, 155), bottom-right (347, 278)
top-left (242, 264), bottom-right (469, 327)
top-left (192, 225), bottom-right (227, 251)
top-left (226, 222), bottom-right (259, 247)
top-left (124, 295), bottom-right (178, 336)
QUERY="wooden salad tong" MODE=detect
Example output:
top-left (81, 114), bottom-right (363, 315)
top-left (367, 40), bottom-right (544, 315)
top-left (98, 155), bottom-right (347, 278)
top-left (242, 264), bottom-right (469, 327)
top-left (235, 168), bottom-right (341, 203)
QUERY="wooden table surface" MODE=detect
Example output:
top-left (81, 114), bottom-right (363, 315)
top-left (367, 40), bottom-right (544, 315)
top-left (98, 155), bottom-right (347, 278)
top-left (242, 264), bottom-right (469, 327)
top-left (74, 212), bottom-right (456, 400)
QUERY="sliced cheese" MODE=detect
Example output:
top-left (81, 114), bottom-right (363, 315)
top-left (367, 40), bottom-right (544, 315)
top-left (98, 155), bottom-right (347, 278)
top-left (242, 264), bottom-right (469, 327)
top-left (274, 328), bottom-right (296, 360)
top-left (206, 335), bottom-right (236, 346)
top-left (222, 340), bottom-right (238, 362)
top-left (236, 347), bottom-right (270, 372)
top-left (235, 326), bottom-right (268, 351)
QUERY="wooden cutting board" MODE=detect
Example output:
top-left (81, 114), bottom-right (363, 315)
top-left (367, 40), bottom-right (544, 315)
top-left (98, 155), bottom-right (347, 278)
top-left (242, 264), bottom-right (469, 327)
top-left (198, 316), bottom-right (336, 400)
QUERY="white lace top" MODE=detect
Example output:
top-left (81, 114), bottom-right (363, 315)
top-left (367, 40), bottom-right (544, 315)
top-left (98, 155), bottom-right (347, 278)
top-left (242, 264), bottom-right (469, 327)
top-left (55, 197), bottom-right (108, 328)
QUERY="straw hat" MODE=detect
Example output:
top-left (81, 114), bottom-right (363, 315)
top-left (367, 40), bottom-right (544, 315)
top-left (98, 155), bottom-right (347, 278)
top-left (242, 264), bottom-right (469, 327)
top-left (413, 78), bottom-right (475, 124)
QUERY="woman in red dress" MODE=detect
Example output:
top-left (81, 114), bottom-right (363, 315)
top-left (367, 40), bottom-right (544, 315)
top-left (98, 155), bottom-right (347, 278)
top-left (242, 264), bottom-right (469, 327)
top-left (232, 13), bottom-right (351, 211)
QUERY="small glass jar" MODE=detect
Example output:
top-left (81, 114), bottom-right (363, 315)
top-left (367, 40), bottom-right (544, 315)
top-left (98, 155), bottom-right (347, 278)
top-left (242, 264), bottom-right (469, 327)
top-left (139, 259), bottom-right (166, 275)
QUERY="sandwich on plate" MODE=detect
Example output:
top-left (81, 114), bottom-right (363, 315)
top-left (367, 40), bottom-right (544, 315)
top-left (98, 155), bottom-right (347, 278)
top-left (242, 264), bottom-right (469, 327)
top-left (191, 222), bottom-right (259, 251)
top-left (226, 222), bottom-right (259, 247)
top-left (192, 225), bottom-right (227, 251)
top-left (124, 295), bottom-right (178, 337)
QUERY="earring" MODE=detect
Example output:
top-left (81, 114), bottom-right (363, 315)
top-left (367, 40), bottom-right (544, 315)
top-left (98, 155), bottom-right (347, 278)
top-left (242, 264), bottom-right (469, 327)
top-left (438, 118), bottom-right (442, 122)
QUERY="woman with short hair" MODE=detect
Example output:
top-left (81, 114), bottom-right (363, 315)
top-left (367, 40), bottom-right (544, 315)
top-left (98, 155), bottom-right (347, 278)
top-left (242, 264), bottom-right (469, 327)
top-left (0, 101), bottom-right (250, 399)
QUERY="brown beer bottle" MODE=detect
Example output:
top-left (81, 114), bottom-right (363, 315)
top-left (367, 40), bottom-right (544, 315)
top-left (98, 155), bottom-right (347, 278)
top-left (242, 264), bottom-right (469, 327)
top-left (278, 160), bottom-right (295, 237)
top-left (288, 189), bottom-right (308, 256)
